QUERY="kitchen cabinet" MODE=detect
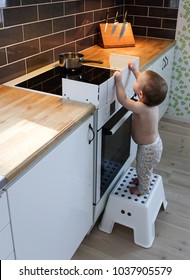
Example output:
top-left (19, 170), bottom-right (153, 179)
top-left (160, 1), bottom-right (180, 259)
top-left (151, 46), bottom-right (175, 119)
top-left (0, 190), bottom-right (15, 259)
top-left (7, 115), bottom-right (94, 260)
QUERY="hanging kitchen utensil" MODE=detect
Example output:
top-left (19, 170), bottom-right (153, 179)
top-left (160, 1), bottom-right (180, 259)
top-left (111, 11), bottom-right (119, 36)
top-left (59, 52), bottom-right (103, 71)
top-left (104, 12), bottom-right (109, 32)
top-left (119, 11), bottom-right (128, 40)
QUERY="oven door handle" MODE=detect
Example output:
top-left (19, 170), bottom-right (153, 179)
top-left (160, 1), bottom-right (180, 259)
top-left (103, 111), bottom-right (132, 135)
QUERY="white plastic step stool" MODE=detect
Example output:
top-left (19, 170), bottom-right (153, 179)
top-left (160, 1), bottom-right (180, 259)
top-left (99, 167), bottom-right (167, 248)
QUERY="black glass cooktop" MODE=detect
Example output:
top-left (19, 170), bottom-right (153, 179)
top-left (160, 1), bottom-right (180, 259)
top-left (16, 65), bottom-right (113, 96)
top-left (16, 66), bottom-right (62, 96)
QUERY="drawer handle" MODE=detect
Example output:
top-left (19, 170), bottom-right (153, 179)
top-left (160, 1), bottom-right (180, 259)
top-left (89, 124), bottom-right (95, 144)
top-left (162, 56), bottom-right (168, 70)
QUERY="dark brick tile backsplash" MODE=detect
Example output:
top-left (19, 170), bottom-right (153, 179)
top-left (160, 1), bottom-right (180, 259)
top-left (0, 48), bottom-right (6, 66)
top-left (85, 23), bottom-right (98, 38)
top-left (135, 0), bottom-right (163, 6)
top-left (0, 61), bottom-right (26, 84)
top-left (102, 0), bottom-right (115, 8)
top-left (85, 1), bottom-right (101, 11)
top-left (135, 0), bottom-right (180, 7)
top-left (54, 42), bottom-right (75, 61)
top-left (134, 17), bottom-right (161, 28)
top-left (126, 6), bottom-right (148, 16)
top-left (3, 6), bottom-right (38, 26)
top-left (133, 26), bottom-right (147, 37)
top-left (0, 10), bottom-right (2, 28)
top-left (0, 26), bottom-right (23, 48)
top-left (53, 15), bottom-right (75, 33)
top-left (40, 32), bottom-right (65, 52)
top-left (76, 37), bottom-right (95, 52)
top-left (22, 0), bottom-right (51, 5)
top-left (126, 0), bottom-right (179, 41)
top-left (163, 19), bottom-right (177, 29)
top-left (149, 7), bottom-right (178, 18)
top-left (164, 0), bottom-right (180, 8)
top-left (7, 39), bottom-right (40, 63)
top-left (24, 20), bottom-right (52, 41)
top-left (0, 0), bottom-right (20, 7)
top-left (26, 50), bottom-right (54, 73)
top-left (65, 26), bottom-right (85, 44)
top-left (38, 3), bottom-right (64, 20)
top-left (0, 0), bottom-right (179, 84)
top-left (148, 27), bottom-right (176, 39)
top-left (65, 0), bottom-right (84, 15)
top-left (76, 12), bottom-right (93, 27)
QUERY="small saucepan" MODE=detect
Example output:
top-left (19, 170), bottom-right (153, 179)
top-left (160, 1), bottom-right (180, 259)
top-left (59, 52), bottom-right (103, 71)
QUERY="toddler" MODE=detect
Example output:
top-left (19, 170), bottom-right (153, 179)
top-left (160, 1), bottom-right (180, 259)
top-left (114, 62), bottom-right (168, 195)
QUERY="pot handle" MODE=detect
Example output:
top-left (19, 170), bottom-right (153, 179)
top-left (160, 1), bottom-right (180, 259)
top-left (80, 59), bottom-right (103, 64)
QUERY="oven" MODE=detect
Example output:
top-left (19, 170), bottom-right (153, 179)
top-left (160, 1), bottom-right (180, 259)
top-left (60, 64), bottom-right (139, 222)
top-left (14, 58), bottom-right (139, 224)
top-left (94, 106), bottom-right (137, 221)
top-left (99, 108), bottom-right (132, 199)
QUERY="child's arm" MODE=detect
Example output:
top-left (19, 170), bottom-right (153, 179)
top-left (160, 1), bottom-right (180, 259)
top-left (114, 71), bottom-right (143, 114)
top-left (128, 61), bottom-right (140, 80)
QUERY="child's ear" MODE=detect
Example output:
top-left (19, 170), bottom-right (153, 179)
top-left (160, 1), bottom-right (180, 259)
top-left (139, 90), bottom-right (144, 99)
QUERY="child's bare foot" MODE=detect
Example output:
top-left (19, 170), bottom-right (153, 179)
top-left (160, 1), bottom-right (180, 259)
top-left (132, 178), bottom-right (139, 185)
top-left (130, 186), bottom-right (142, 195)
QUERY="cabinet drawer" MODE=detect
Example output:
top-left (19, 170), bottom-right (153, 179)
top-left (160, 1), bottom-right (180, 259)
top-left (0, 223), bottom-right (14, 260)
top-left (152, 47), bottom-right (174, 79)
top-left (0, 192), bottom-right (10, 231)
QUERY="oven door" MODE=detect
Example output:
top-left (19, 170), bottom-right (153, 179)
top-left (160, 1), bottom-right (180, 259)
top-left (95, 107), bottom-right (133, 204)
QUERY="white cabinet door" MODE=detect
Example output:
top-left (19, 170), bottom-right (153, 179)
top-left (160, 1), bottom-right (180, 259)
top-left (7, 115), bottom-right (94, 260)
top-left (152, 47), bottom-right (175, 118)
top-left (0, 191), bottom-right (9, 230)
top-left (0, 191), bottom-right (14, 259)
top-left (0, 223), bottom-right (14, 260)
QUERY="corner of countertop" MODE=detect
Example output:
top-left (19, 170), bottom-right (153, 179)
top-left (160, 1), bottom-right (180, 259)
top-left (0, 175), bottom-right (7, 190)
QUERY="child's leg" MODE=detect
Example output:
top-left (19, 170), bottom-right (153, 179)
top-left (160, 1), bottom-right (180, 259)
top-left (132, 137), bottom-right (163, 195)
top-left (132, 178), bottom-right (139, 185)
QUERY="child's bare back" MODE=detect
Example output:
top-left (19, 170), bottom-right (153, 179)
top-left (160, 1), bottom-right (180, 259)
top-left (132, 105), bottom-right (159, 145)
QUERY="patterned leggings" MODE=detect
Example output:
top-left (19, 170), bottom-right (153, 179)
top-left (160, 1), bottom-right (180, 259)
top-left (136, 135), bottom-right (163, 194)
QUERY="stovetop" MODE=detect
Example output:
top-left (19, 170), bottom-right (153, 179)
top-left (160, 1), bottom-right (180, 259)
top-left (16, 65), bottom-right (113, 96)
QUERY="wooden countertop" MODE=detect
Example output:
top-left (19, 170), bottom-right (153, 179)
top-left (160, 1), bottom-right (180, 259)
top-left (81, 37), bottom-right (175, 70)
top-left (0, 85), bottom-right (94, 185)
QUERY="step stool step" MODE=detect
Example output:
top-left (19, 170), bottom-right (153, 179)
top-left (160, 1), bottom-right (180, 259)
top-left (99, 167), bottom-right (167, 248)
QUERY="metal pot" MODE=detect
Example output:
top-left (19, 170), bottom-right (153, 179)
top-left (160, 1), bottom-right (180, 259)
top-left (59, 52), bottom-right (103, 70)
